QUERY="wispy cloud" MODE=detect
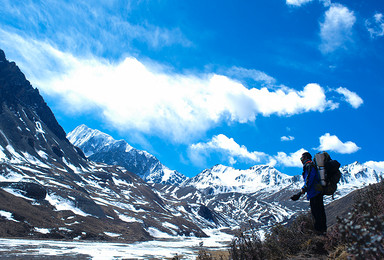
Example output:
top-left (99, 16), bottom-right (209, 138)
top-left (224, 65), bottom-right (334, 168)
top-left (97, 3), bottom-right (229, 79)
top-left (317, 133), bottom-right (360, 154)
top-left (319, 3), bottom-right (356, 54)
top-left (286, 0), bottom-right (330, 7)
top-left (281, 136), bottom-right (295, 141)
top-left (286, 0), bottom-right (313, 7)
top-left (225, 66), bottom-right (276, 86)
top-left (0, 0), bottom-right (191, 57)
top-left (365, 13), bottom-right (384, 38)
top-left (335, 87), bottom-right (363, 108)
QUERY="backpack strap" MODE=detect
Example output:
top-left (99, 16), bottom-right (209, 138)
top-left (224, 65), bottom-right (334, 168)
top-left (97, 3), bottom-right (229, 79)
top-left (302, 161), bottom-right (315, 192)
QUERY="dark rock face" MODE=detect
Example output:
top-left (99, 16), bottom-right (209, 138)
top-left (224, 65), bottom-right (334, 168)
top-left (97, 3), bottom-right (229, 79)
top-left (0, 182), bottom-right (47, 200)
top-left (73, 195), bottom-right (106, 218)
top-left (0, 50), bottom-right (5, 61)
top-left (0, 49), bottom-right (88, 170)
top-left (198, 205), bottom-right (215, 222)
top-left (0, 50), bottom-right (67, 141)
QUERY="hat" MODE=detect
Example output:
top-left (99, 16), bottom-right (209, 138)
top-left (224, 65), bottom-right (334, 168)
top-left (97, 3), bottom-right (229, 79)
top-left (301, 152), bottom-right (312, 161)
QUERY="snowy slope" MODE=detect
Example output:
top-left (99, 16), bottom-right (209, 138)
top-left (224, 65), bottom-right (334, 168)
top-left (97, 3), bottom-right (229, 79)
top-left (68, 125), bottom-right (187, 185)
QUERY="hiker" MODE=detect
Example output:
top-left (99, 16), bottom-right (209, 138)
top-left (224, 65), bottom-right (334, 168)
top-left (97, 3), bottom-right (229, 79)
top-left (291, 152), bottom-right (327, 234)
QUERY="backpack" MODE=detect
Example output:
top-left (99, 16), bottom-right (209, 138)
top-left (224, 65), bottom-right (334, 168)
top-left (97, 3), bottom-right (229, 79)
top-left (314, 152), bottom-right (342, 197)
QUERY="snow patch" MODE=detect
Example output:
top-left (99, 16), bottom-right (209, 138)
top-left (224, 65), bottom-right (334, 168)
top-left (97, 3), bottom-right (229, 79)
top-left (147, 227), bottom-right (173, 238)
top-left (0, 210), bottom-right (19, 222)
top-left (118, 214), bottom-right (143, 223)
top-left (104, 232), bottom-right (121, 237)
top-left (34, 228), bottom-right (50, 234)
top-left (45, 193), bottom-right (90, 217)
top-left (37, 150), bottom-right (48, 160)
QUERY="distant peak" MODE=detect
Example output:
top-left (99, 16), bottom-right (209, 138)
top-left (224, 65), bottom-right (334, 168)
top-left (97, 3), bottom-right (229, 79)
top-left (77, 124), bottom-right (89, 129)
top-left (72, 124), bottom-right (103, 136)
top-left (352, 161), bottom-right (361, 165)
top-left (0, 49), bottom-right (5, 61)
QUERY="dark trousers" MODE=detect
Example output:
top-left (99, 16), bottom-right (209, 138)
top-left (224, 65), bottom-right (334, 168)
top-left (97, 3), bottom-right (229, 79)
top-left (310, 193), bottom-right (327, 233)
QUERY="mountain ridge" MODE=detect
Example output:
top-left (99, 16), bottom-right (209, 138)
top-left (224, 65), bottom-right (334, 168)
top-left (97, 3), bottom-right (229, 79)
top-left (67, 124), bottom-right (187, 185)
top-left (0, 49), bottom-right (207, 241)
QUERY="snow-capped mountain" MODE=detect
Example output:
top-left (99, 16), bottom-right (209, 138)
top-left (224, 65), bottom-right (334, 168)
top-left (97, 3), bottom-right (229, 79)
top-left (341, 161), bottom-right (383, 184)
top-left (182, 164), bottom-right (296, 194)
top-left (67, 125), bottom-right (187, 185)
top-left (182, 161), bottom-right (384, 197)
top-left (161, 161), bottom-right (384, 230)
top-left (334, 161), bottom-right (384, 196)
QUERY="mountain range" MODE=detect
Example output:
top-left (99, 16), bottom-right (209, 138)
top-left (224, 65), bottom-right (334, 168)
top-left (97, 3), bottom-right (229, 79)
top-left (67, 125), bottom-right (384, 198)
top-left (1, 48), bottom-right (384, 243)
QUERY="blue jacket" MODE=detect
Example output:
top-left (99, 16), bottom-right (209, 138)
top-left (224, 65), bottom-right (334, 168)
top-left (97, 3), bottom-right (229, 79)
top-left (302, 160), bottom-right (322, 200)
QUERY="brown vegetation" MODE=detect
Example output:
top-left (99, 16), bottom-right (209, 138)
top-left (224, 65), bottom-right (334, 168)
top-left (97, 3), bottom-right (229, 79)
top-left (197, 180), bottom-right (384, 259)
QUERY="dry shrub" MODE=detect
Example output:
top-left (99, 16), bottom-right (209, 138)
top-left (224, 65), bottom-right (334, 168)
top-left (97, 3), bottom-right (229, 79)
top-left (326, 180), bottom-right (384, 259)
top-left (229, 214), bottom-right (327, 260)
top-left (229, 229), bottom-right (265, 260)
top-left (263, 213), bottom-right (327, 259)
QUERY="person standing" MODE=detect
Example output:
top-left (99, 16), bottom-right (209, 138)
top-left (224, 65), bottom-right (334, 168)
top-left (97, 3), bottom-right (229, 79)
top-left (291, 152), bottom-right (327, 234)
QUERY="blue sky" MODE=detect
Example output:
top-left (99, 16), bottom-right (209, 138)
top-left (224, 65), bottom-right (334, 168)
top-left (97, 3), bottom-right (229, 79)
top-left (1, 0), bottom-right (383, 177)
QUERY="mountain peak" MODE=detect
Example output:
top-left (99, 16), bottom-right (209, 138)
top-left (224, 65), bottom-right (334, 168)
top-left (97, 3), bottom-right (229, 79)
top-left (67, 124), bottom-right (117, 155)
top-left (0, 49), bottom-right (68, 142)
top-left (0, 49), bottom-right (89, 169)
top-left (67, 125), bottom-right (187, 185)
top-left (185, 163), bottom-right (293, 194)
top-left (0, 49), bottom-right (5, 61)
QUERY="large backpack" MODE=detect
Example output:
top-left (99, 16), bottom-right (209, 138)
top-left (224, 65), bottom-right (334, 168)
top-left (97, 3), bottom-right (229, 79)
top-left (314, 152), bottom-right (342, 197)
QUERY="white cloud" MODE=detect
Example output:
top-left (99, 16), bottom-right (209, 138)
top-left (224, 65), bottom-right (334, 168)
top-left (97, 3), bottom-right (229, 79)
top-left (286, 0), bottom-right (313, 7)
top-left (189, 135), bottom-right (308, 168)
top-left (274, 148), bottom-right (307, 167)
top-left (250, 83), bottom-right (336, 116)
top-left (189, 133), bottom-right (361, 169)
top-left (317, 133), bottom-right (360, 154)
top-left (188, 134), bottom-right (268, 166)
top-left (335, 87), bottom-right (363, 108)
top-left (364, 161), bottom-right (384, 173)
top-left (281, 136), bottom-right (295, 141)
top-left (319, 4), bottom-right (356, 54)
top-left (0, 30), bottom-right (339, 143)
top-left (366, 13), bottom-right (384, 38)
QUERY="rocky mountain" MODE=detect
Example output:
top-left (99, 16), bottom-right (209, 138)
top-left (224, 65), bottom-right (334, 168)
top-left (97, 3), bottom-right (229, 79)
top-left (67, 124), bottom-right (187, 185)
top-left (0, 49), bottom-right (207, 241)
